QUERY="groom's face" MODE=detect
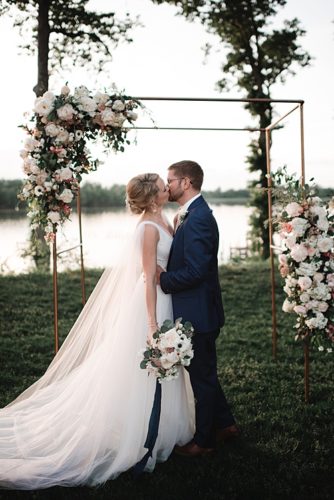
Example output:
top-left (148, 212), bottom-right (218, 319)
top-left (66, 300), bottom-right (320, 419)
top-left (167, 169), bottom-right (184, 202)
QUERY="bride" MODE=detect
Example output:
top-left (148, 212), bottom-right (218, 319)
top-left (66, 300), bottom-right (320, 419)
top-left (0, 173), bottom-right (195, 490)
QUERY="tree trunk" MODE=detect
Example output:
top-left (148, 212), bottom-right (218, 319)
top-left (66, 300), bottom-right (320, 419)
top-left (31, 0), bottom-right (51, 271)
top-left (33, 0), bottom-right (51, 97)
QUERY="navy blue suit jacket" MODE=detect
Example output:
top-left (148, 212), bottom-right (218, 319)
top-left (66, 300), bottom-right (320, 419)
top-left (160, 195), bottom-right (225, 333)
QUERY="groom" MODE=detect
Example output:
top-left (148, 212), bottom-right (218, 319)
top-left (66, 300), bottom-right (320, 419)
top-left (158, 160), bottom-right (239, 457)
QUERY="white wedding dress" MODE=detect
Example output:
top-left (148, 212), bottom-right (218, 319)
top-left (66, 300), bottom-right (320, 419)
top-left (0, 221), bottom-right (195, 490)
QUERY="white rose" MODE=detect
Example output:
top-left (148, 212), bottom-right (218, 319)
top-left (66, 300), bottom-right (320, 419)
top-left (159, 328), bottom-right (179, 350)
top-left (56, 167), bottom-right (72, 181)
top-left (42, 91), bottom-right (55, 102)
top-left (77, 96), bottom-right (97, 114)
top-left (290, 244), bottom-right (308, 263)
top-left (313, 272), bottom-right (324, 282)
top-left (284, 233), bottom-right (296, 250)
top-left (56, 188), bottom-right (74, 203)
top-left (45, 123), bottom-right (59, 137)
top-left (298, 276), bottom-right (312, 290)
top-left (300, 292), bottom-right (310, 303)
top-left (24, 136), bottom-right (40, 152)
top-left (293, 305), bottom-right (307, 315)
top-left (47, 210), bottom-right (61, 224)
top-left (317, 237), bottom-right (333, 253)
top-left (56, 129), bottom-right (70, 144)
top-left (327, 273), bottom-right (334, 288)
top-left (317, 301), bottom-right (329, 312)
top-left (291, 217), bottom-right (309, 237)
top-left (278, 253), bottom-right (288, 266)
top-left (282, 299), bottom-right (296, 313)
top-left (94, 92), bottom-right (109, 105)
top-left (34, 97), bottom-right (54, 117)
top-left (306, 313), bottom-right (328, 330)
top-left (57, 104), bottom-right (75, 121)
top-left (310, 283), bottom-right (331, 301)
top-left (112, 99), bottom-right (125, 111)
top-left (285, 202), bottom-right (303, 218)
top-left (101, 108), bottom-right (116, 125)
top-left (317, 217), bottom-right (329, 232)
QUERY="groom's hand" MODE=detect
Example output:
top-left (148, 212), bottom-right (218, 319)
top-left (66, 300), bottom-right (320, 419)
top-left (156, 265), bottom-right (165, 285)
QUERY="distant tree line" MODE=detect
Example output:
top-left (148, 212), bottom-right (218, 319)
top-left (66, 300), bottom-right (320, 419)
top-left (0, 179), bottom-right (333, 210)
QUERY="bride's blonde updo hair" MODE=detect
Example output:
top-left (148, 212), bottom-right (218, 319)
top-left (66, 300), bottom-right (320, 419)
top-left (126, 173), bottom-right (160, 214)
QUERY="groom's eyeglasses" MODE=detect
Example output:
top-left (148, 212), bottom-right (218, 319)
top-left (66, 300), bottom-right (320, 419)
top-left (167, 177), bottom-right (184, 185)
top-left (167, 177), bottom-right (193, 185)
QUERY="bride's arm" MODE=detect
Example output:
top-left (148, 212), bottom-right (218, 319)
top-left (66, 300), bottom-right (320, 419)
top-left (142, 224), bottom-right (160, 339)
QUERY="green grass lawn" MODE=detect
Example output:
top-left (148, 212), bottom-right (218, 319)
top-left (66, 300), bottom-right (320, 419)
top-left (0, 262), bottom-right (333, 500)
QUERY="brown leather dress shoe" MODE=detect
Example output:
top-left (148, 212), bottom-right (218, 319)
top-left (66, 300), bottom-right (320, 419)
top-left (174, 441), bottom-right (214, 457)
top-left (216, 424), bottom-right (241, 443)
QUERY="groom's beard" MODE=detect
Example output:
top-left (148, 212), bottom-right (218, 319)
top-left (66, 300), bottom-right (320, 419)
top-left (168, 188), bottom-right (184, 203)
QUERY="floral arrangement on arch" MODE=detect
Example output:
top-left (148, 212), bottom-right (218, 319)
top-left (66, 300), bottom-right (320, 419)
top-left (19, 85), bottom-right (140, 242)
top-left (271, 167), bottom-right (334, 352)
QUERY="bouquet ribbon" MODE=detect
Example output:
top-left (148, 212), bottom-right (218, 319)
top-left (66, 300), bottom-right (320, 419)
top-left (133, 380), bottom-right (162, 476)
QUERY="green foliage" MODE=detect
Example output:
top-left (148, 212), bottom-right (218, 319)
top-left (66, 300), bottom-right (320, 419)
top-left (2, 0), bottom-right (139, 73)
top-left (0, 264), bottom-right (333, 499)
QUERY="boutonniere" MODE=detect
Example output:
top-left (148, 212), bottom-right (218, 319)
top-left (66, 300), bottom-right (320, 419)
top-left (177, 208), bottom-right (189, 227)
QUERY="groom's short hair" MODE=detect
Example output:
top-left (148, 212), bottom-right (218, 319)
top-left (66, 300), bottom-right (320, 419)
top-left (168, 160), bottom-right (204, 191)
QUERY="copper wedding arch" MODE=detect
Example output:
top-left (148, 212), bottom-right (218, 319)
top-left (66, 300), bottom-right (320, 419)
top-left (51, 96), bottom-right (308, 400)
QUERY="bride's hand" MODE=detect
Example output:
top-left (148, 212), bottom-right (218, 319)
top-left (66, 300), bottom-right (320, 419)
top-left (147, 323), bottom-right (158, 344)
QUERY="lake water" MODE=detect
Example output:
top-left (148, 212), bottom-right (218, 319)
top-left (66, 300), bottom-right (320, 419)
top-left (0, 204), bottom-right (252, 274)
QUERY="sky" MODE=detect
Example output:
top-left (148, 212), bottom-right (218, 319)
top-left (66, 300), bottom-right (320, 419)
top-left (0, 0), bottom-right (333, 191)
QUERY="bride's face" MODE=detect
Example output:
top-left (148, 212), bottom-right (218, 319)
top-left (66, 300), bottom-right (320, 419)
top-left (154, 177), bottom-right (169, 207)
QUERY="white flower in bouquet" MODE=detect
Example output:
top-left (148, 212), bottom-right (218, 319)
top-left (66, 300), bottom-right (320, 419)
top-left (77, 96), bottom-right (97, 115)
top-left (20, 149), bottom-right (29, 159)
top-left (94, 92), bottom-right (109, 105)
top-left (47, 210), bottom-right (61, 224)
top-left (45, 123), bottom-right (60, 137)
top-left (282, 299), bottom-right (296, 313)
top-left (34, 185), bottom-right (44, 197)
top-left (55, 167), bottom-right (73, 181)
top-left (306, 313), bottom-right (328, 330)
top-left (57, 104), bottom-right (75, 121)
top-left (285, 202), bottom-right (304, 217)
top-left (284, 233), bottom-right (297, 250)
top-left (139, 318), bottom-right (194, 382)
top-left (317, 237), bottom-right (333, 253)
top-left (316, 217), bottom-right (329, 232)
top-left (293, 305), bottom-right (307, 315)
top-left (310, 282), bottom-right (331, 301)
top-left (291, 217), bottom-right (309, 237)
top-left (55, 128), bottom-right (70, 144)
top-left (300, 292), bottom-right (310, 303)
top-left (112, 99), bottom-right (126, 112)
top-left (296, 261), bottom-right (321, 277)
top-left (298, 276), bottom-right (312, 290)
top-left (34, 96), bottom-right (54, 117)
top-left (24, 136), bottom-right (40, 152)
top-left (56, 188), bottom-right (74, 203)
top-left (290, 244), bottom-right (309, 262)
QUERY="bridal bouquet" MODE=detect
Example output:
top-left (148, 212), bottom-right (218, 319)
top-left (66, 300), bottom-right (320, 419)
top-left (271, 167), bottom-right (334, 352)
top-left (139, 318), bottom-right (194, 382)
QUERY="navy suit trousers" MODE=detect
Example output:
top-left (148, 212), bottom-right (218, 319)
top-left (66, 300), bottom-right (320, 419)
top-left (186, 329), bottom-right (235, 448)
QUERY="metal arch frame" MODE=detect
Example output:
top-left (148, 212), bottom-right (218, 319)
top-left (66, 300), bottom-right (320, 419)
top-left (52, 95), bottom-right (308, 398)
